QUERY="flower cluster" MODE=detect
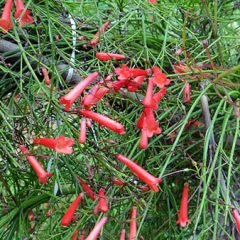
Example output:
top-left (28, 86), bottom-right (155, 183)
top-left (0, 0), bottom-right (33, 32)
top-left (14, 15), bottom-right (198, 239)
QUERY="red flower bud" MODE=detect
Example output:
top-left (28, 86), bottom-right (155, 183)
top-left (120, 229), bottom-right (126, 240)
top-left (129, 207), bottom-right (137, 240)
top-left (138, 185), bottom-right (149, 192)
top-left (77, 177), bottom-right (97, 200)
top-left (81, 84), bottom-right (109, 109)
top-left (42, 68), bottom-right (50, 85)
top-left (116, 154), bottom-right (162, 192)
top-left (61, 193), bottom-right (84, 226)
top-left (183, 83), bottom-right (191, 104)
top-left (0, 0), bottom-right (13, 32)
top-left (90, 22), bottom-right (110, 47)
top-left (46, 208), bottom-right (54, 217)
top-left (96, 52), bottom-right (126, 61)
top-left (79, 109), bottom-right (126, 134)
top-left (176, 183), bottom-right (190, 227)
top-left (15, 0), bottom-right (34, 26)
top-left (93, 204), bottom-right (99, 215)
top-left (85, 217), bottom-right (108, 240)
top-left (139, 129), bottom-right (148, 149)
top-left (28, 210), bottom-right (34, 221)
top-left (79, 118), bottom-right (87, 144)
top-left (86, 119), bottom-right (92, 128)
top-left (141, 78), bottom-right (154, 107)
top-left (169, 131), bottom-right (177, 142)
top-left (20, 145), bottom-right (53, 184)
top-left (148, 0), bottom-right (157, 3)
top-left (98, 188), bottom-right (108, 213)
top-left (72, 230), bottom-right (79, 240)
top-left (59, 72), bottom-right (99, 111)
top-left (111, 178), bottom-right (125, 186)
top-left (232, 209), bottom-right (240, 233)
top-left (33, 135), bottom-right (74, 154)
top-left (127, 76), bottom-right (145, 92)
top-left (80, 230), bottom-right (85, 240)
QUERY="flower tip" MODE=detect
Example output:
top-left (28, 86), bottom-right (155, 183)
top-left (59, 97), bottom-right (71, 111)
top-left (119, 129), bottom-right (126, 135)
top-left (39, 174), bottom-right (52, 184)
top-left (47, 172), bottom-right (53, 177)
top-left (148, 182), bottom-right (160, 192)
top-left (176, 219), bottom-right (190, 228)
top-left (156, 178), bottom-right (163, 183)
top-left (0, 19), bottom-right (12, 32)
top-left (79, 192), bottom-right (85, 198)
top-left (19, 145), bottom-right (28, 153)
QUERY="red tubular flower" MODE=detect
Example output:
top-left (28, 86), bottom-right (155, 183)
top-left (120, 229), bottom-right (126, 240)
top-left (80, 230), bottom-right (85, 240)
top-left (42, 68), bottom-right (50, 85)
top-left (33, 135), bottom-right (74, 154)
top-left (19, 145), bottom-right (53, 184)
top-left (114, 64), bottom-right (131, 80)
top-left (130, 68), bottom-right (148, 78)
top-left (59, 72), bottom-right (99, 111)
top-left (111, 178), bottom-right (125, 186)
top-left (90, 21), bottom-right (110, 47)
top-left (111, 79), bottom-right (130, 91)
top-left (79, 118), bottom-right (87, 144)
top-left (183, 83), bottom-right (191, 104)
top-left (81, 84), bottom-right (109, 109)
top-left (138, 185), bottom-right (149, 192)
top-left (46, 208), bottom-right (54, 217)
top-left (85, 217), bottom-right (108, 240)
top-left (61, 193), bottom-right (84, 226)
top-left (79, 109), bottom-right (126, 134)
top-left (141, 78), bottom-right (154, 107)
top-left (104, 73), bottom-right (113, 82)
top-left (0, 0), bottom-right (13, 32)
top-left (116, 154), bottom-right (162, 192)
top-left (93, 204), bottom-right (99, 215)
top-left (143, 108), bottom-right (159, 137)
top-left (115, 64), bottom-right (148, 81)
top-left (28, 211), bottom-right (34, 221)
top-left (148, 0), bottom-right (157, 3)
top-left (169, 131), bottom-right (177, 142)
top-left (96, 52), bottom-right (126, 61)
top-left (77, 177), bottom-right (97, 200)
top-left (232, 209), bottom-right (240, 233)
top-left (139, 129), bottom-right (148, 149)
top-left (151, 66), bottom-right (170, 88)
top-left (137, 108), bottom-right (161, 138)
top-left (129, 207), bottom-right (137, 240)
top-left (176, 183), bottom-right (190, 227)
top-left (72, 230), bottom-right (79, 240)
top-left (15, 0), bottom-right (34, 26)
top-left (98, 188), bottom-right (108, 213)
top-left (150, 87), bottom-right (167, 110)
top-left (128, 75), bottom-right (146, 92)
top-left (86, 119), bottom-right (92, 128)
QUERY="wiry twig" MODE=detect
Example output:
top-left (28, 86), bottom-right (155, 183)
top-left (0, 39), bottom-right (82, 85)
top-left (196, 80), bottom-right (239, 239)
